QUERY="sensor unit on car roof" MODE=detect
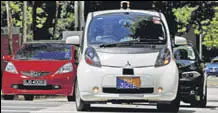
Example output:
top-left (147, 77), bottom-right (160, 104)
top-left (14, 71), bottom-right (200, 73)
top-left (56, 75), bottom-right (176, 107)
top-left (121, 1), bottom-right (130, 9)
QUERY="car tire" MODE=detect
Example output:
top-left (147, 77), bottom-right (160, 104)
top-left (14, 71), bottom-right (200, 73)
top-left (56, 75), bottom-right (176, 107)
top-left (75, 80), bottom-right (90, 111)
top-left (67, 83), bottom-right (76, 102)
top-left (191, 85), bottom-right (207, 108)
top-left (157, 93), bottom-right (180, 112)
top-left (2, 95), bottom-right (14, 100)
top-left (24, 95), bottom-right (34, 101)
top-left (67, 95), bottom-right (75, 102)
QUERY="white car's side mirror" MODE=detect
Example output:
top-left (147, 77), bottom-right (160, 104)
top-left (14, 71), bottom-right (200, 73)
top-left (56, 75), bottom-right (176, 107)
top-left (66, 36), bottom-right (80, 46)
top-left (175, 36), bottom-right (187, 45)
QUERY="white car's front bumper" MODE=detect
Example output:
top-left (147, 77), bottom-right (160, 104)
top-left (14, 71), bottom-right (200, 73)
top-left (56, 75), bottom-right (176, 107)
top-left (77, 60), bottom-right (179, 103)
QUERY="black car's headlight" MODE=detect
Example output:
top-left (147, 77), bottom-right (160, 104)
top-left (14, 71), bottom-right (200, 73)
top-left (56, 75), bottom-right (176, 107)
top-left (181, 71), bottom-right (201, 79)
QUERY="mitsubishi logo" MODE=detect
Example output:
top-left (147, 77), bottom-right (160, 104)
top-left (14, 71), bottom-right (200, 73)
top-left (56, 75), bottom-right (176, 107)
top-left (125, 61), bottom-right (131, 67)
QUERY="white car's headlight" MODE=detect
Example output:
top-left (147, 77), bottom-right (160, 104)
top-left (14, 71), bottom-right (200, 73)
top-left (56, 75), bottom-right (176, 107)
top-left (55, 63), bottom-right (73, 74)
top-left (155, 48), bottom-right (171, 67)
top-left (181, 71), bottom-right (201, 79)
top-left (5, 62), bottom-right (18, 74)
top-left (85, 47), bottom-right (101, 67)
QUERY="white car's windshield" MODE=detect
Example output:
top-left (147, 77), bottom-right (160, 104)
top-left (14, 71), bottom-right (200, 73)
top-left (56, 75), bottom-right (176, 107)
top-left (88, 12), bottom-right (167, 47)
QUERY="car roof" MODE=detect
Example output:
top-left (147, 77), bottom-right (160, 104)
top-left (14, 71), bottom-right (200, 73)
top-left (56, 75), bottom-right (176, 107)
top-left (213, 57), bottom-right (218, 60)
top-left (92, 9), bottom-right (161, 17)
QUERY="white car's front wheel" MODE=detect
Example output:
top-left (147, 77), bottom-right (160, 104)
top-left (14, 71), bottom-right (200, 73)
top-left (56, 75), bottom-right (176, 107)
top-left (157, 92), bottom-right (180, 112)
top-left (75, 80), bottom-right (90, 111)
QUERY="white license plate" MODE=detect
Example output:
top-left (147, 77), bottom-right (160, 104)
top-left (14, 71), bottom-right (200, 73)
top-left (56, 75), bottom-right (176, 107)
top-left (23, 80), bottom-right (47, 86)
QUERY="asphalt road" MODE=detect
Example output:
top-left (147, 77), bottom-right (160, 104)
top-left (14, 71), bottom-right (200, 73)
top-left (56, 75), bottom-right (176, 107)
top-left (1, 76), bottom-right (218, 113)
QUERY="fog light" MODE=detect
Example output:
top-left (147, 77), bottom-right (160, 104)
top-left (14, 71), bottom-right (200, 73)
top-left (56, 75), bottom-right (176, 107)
top-left (190, 90), bottom-right (195, 95)
top-left (195, 95), bottom-right (200, 101)
top-left (54, 85), bottom-right (60, 89)
top-left (12, 85), bottom-right (18, 89)
top-left (157, 87), bottom-right (163, 93)
top-left (92, 87), bottom-right (99, 93)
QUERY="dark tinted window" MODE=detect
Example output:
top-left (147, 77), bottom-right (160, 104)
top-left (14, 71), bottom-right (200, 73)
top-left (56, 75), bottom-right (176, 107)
top-left (212, 59), bottom-right (218, 63)
top-left (88, 12), bottom-right (166, 45)
top-left (14, 43), bottom-right (72, 60)
top-left (173, 45), bottom-right (196, 60)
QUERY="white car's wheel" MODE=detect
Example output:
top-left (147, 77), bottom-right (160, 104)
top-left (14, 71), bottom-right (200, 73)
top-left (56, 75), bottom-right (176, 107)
top-left (157, 93), bottom-right (180, 112)
top-left (75, 80), bottom-right (90, 111)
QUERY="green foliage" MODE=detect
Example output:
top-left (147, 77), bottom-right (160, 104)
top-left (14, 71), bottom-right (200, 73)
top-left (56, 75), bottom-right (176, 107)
top-left (36, 7), bottom-right (48, 29)
top-left (202, 6), bottom-right (218, 47)
top-left (173, 6), bottom-right (196, 33)
top-left (51, 1), bottom-right (75, 39)
top-left (173, 3), bottom-right (217, 48)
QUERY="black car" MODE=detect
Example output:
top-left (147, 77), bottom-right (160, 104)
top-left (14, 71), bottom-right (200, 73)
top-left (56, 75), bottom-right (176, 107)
top-left (173, 43), bottom-right (207, 107)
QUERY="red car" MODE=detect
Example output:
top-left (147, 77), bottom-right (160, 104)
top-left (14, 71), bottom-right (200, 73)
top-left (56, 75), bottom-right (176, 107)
top-left (2, 41), bottom-right (77, 101)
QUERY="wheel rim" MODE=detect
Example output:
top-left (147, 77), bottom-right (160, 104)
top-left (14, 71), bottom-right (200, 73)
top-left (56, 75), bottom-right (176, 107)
top-left (75, 82), bottom-right (81, 107)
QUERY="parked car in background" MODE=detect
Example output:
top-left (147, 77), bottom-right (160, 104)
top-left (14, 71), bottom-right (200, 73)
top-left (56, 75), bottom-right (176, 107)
top-left (173, 42), bottom-right (207, 107)
top-left (205, 56), bottom-right (218, 76)
top-left (2, 41), bottom-right (77, 101)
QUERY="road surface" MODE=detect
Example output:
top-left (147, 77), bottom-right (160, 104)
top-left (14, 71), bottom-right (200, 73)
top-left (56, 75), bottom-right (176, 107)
top-left (1, 76), bottom-right (218, 113)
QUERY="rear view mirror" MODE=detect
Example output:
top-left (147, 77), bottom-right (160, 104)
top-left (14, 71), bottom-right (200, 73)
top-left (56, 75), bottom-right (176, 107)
top-left (175, 36), bottom-right (187, 45)
top-left (66, 36), bottom-right (80, 46)
top-left (2, 55), bottom-right (12, 61)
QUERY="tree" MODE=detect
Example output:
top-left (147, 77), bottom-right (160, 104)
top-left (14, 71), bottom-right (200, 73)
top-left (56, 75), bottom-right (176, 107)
top-left (6, 1), bottom-right (13, 54)
top-left (172, 6), bottom-right (196, 35)
top-left (50, 1), bottom-right (75, 39)
top-left (52, 1), bottom-right (59, 39)
top-left (22, 1), bottom-right (27, 44)
top-left (202, 6), bottom-right (218, 47)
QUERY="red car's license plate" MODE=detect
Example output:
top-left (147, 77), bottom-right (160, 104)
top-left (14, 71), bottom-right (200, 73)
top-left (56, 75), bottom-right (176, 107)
top-left (23, 80), bottom-right (47, 86)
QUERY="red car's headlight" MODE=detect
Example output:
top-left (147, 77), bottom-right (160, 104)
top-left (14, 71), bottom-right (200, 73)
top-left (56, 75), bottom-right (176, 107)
top-left (55, 63), bottom-right (73, 74)
top-left (5, 62), bottom-right (18, 74)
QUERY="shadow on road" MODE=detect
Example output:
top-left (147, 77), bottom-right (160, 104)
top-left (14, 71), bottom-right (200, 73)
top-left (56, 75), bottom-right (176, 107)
top-left (89, 106), bottom-right (195, 113)
top-left (180, 105), bottom-right (217, 109)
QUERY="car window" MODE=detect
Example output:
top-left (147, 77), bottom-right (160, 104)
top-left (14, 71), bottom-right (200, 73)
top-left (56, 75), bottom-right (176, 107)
top-left (14, 43), bottom-right (72, 60)
top-left (173, 45), bottom-right (196, 60)
top-left (87, 12), bottom-right (167, 46)
top-left (212, 59), bottom-right (218, 63)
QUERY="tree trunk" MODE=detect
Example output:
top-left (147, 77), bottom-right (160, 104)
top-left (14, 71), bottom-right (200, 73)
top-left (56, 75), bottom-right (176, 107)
top-left (6, 1), bottom-right (13, 54)
top-left (22, 1), bottom-right (27, 44)
top-left (79, 1), bottom-right (85, 30)
top-left (74, 1), bottom-right (79, 31)
top-left (32, 1), bottom-right (37, 40)
top-left (53, 1), bottom-right (59, 40)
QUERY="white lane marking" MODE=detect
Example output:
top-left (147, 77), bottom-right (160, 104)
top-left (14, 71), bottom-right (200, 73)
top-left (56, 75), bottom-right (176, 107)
top-left (1, 105), bottom-right (52, 109)
top-left (1, 110), bottom-right (33, 112)
top-left (31, 111), bottom-right (77, 113)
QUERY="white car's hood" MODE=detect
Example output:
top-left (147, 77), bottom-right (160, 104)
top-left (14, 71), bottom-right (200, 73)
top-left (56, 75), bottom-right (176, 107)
top-left (97, 52), bottom-right (159, 67)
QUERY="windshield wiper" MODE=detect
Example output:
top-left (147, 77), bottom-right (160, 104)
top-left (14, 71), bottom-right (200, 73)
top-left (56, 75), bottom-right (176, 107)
top-left (99, 40), bottom-right (139, 48)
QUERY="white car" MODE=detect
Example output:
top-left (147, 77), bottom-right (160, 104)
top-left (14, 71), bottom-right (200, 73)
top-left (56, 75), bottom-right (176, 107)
top-left (69, 8), bottom-right (185, 112)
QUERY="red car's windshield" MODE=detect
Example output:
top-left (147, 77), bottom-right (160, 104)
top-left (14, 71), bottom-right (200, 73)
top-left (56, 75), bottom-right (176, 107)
top-left (14, 43), bottom-right (72, 60)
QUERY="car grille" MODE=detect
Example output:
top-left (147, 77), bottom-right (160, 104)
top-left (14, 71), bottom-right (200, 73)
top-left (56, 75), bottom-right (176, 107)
top-left (21, 71), bottom-right (50, 77)
top-left (12, 84), bottom-right (61, 90)
top-left (209, 68), bottom-right (218, 70)
top-left (103, 88), bottom-right (153, 94)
